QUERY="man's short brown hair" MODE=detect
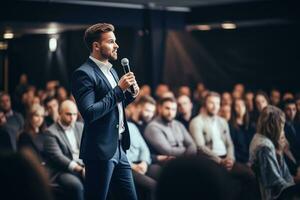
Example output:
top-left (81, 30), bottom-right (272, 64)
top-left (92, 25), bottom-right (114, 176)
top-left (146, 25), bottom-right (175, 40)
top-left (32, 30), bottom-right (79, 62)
top-left (204, 91), bottom-right (220, 105)
top-left (84, 23), bottom-right (114, 52)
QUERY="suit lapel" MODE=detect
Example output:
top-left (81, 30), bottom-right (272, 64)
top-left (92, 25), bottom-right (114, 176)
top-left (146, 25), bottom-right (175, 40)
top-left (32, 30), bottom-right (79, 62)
top-left (87, 58), bottom-right (112, 90)
top-left (55, 123), bottom-right (73, 157)
top-left (110, 68), bottom-right (120, 83)
top-left (74, 123), bottom-right (81, 148)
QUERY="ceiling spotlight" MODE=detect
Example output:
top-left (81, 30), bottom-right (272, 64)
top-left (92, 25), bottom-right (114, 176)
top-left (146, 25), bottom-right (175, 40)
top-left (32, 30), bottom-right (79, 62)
top-left (49, 37), bottom-right (57, 52)
top-left (221, 22), bottom-right (237, 29)
top-left (3, 32), bottom-right (14, 39)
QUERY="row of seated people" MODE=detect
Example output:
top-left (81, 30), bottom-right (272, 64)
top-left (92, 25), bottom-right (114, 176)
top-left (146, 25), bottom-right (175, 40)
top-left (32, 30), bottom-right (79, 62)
top-left (127, 91), bottom-right (300, 199)
top-left (1, 78), bottom-right (300, 199)
top-left (0, 91), bottom-right (158, 200)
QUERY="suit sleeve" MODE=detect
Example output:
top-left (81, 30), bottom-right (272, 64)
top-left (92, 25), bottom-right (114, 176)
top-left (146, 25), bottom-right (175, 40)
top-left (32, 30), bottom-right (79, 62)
top-left (72, 69), bottom-right (126, 124)
top-left (44, 132), bottom-right (72, 171)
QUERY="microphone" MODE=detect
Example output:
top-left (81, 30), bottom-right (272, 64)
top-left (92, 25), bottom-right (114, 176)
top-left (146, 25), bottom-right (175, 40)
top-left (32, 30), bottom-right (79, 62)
top-left (121, 58), bottom-right (134, 93)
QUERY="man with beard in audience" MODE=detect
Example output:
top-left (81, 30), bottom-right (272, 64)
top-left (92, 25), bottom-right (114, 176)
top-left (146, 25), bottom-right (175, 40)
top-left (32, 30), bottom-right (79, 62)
top-left (44, 100), bottom-right (84, 200)
top-left (144, 97), bottom-right (197, 164)
top-left (189, 91), bottom-right (259, 200)
top-left (132, 95), bottom-right (156, 135)
top-left (176, 94), bottom-right (195, 130)
top-left (44, 96), bottom-right (60, 127)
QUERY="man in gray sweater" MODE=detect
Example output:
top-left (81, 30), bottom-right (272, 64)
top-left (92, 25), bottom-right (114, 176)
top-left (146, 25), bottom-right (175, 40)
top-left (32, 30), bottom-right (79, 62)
top-left (144, 97), bottom-right (196, 162)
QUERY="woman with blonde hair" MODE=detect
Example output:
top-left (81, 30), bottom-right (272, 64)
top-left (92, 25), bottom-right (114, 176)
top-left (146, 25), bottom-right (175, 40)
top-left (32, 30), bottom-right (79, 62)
top-left (249, 105), bottom-right (300, 200)
top-left (18, 103), bottom-right (48, 166)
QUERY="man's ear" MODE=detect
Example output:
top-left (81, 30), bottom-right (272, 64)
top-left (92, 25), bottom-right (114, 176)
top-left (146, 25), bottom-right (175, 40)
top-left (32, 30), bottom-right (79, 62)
top-left (93, 42), bottom-right (100, 51)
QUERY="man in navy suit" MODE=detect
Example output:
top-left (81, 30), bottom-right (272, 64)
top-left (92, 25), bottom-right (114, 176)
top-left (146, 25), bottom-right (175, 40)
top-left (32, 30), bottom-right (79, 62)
top-left (72, 23), bottom-right (139, 200)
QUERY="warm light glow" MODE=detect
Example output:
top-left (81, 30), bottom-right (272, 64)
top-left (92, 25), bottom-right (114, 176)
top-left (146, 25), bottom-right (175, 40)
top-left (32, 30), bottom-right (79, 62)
top-left (0, 41), bottom-right (8, 50)
top-left (49, 37), bottom-right (57, 52)
top-left (221, 22), bottom-right (237, 29)
top-left (3, 32), bottom-right (14, 39)
top-left (196, 25), bottom-right (211, 31)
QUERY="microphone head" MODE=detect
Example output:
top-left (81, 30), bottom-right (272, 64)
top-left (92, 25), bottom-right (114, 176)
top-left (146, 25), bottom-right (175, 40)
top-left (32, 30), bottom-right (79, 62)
top-left (121, 58), bottom-right (129, 66)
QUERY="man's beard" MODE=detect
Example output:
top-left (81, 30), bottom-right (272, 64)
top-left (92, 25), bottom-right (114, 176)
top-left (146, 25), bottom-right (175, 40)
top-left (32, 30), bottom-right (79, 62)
top-left (206, 110), bottom-right (216, 117)
top-left (161, 115), bottom-right (173, 123)
top-left (101, 49), bottom-right (117, 61)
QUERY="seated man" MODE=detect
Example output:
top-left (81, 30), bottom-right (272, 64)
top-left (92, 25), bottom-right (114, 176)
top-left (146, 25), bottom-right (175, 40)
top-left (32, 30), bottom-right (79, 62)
top-left (0, 92), bottom-right (24, 148)
top-left (44, 100), bottom-right (84, 200)
top-left (189, 92), bottom-right (235, 169)
top-left (132, 95), bottom-right (156, 136)
top-left (190, 91), bottom-right (259, 200)
top-left (144, 97), bottom-right (196, 163)
top-left (127, 121), bottom-right (160, 200)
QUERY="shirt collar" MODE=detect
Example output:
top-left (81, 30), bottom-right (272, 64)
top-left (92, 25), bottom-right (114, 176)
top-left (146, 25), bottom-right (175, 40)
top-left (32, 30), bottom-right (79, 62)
top-left (5, 110), bottom-right (13, 117)
top-left (58, 120), bottom-right (74, 131)
top-left (89, 55), bottom-right (113, 72)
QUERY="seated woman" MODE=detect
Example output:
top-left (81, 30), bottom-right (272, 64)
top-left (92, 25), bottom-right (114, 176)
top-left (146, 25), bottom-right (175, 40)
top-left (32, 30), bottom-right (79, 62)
top-left (229, 98), bottom-right (255, 164)
top-left (18, 104), bottom-right (48, 169)
top-left (249, 105), bottom-right (300, 200)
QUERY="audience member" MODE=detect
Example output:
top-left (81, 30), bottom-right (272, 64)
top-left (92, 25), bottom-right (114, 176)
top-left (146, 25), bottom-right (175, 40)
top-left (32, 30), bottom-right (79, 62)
top-left (282, 92), bottom-right (294, 101)
top-left (245, 91), bottom-right (254, 113)
top-left (18, 104), bottom-right (48, 168)
top-left (14, 73), bottom-right (29, 113)
top-left (219, 104), bottom-right (231, 122)
top-left (249, 105), bottom-right (300, 200)
top-left (0, 92), bottom-right (24, 140)
top-left (132, 95), bottom-right (156, 135)
top-left (177, 86), bottom-right (192, 98)
top-left (176, 94), bottom-right (195, 130)
top-left (232, 83), bottom-right (245, 99)
top-left (270, 88), bottom-right (281, 107)
top-left (144, 97), bottom-right (196, 163)
top-left (44, 96), bottom-right (60, 127)
top-left (139, 85), bottom-right (152, 98)
top-left (252, 91), bottom-right (270, 126)
top-left (229, 98), bottom-right (255, 164)
top-left (56, 86), bottom-right (68, 104)
top-left (44, 100), bottom-right (84, 200)
top-left (189, 92), bottom-right (235, 167)
top-left (190, 92), bottom-right (259, 199)
top-left (127, 122), bottom-right (160, 200)
top-left (155, 84), bottom-right (169, 100)
top-left (221, 92), bottom-right (233, 106)
top-left (283, 99), bottom-right (300, 163)
top-left (0, 111), bottom-right (15, 151)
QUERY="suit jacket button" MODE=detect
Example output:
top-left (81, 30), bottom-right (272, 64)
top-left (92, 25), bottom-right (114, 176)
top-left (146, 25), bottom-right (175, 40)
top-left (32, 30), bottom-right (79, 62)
top-left (116, 124), bottom-right (119, 129)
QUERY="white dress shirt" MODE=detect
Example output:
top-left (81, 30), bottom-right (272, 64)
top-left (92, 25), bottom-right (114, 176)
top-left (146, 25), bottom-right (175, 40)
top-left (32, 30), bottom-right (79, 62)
top-left (58, 121), bottom-right (81, 171)
top-left (89, 56), bottom-right (125, 135)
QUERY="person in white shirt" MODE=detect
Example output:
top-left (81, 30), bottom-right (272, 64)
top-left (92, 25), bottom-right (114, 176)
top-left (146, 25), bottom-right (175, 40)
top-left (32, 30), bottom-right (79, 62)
top-left (44, 100), bottom-right (84, 200)
top-left (190, 91), bottom-right (259, 200)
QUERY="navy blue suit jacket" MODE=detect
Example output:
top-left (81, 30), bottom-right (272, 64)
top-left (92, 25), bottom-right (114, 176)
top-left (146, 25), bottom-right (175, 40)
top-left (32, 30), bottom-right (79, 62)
top-left (71, 58), bottom-right (135, 161)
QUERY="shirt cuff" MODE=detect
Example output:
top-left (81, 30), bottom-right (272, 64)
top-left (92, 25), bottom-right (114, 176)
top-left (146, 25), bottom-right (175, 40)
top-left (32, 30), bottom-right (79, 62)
top-left (68, 160), bottom-right (78, 172)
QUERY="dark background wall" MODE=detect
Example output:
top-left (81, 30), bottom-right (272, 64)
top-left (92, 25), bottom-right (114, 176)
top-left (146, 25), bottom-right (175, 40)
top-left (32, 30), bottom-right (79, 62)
top-left (1, 0), bottom-right (300, 94)
top-left (163, 24), bottom-right (300, 92)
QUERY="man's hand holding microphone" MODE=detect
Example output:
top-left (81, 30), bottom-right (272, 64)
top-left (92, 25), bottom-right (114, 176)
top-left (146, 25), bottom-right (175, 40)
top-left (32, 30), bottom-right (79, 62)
top-left (118, 58), bottom-right (139, 97)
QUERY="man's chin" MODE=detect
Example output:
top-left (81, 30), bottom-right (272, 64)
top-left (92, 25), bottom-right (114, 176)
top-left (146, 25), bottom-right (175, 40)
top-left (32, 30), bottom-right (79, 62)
top-left (110, 54), bottom-right (118, 60)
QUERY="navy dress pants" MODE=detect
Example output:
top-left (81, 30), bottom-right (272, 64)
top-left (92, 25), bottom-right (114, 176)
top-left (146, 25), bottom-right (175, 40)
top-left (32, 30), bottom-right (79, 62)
top-left (84, 142), bottom-right (138, 200)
